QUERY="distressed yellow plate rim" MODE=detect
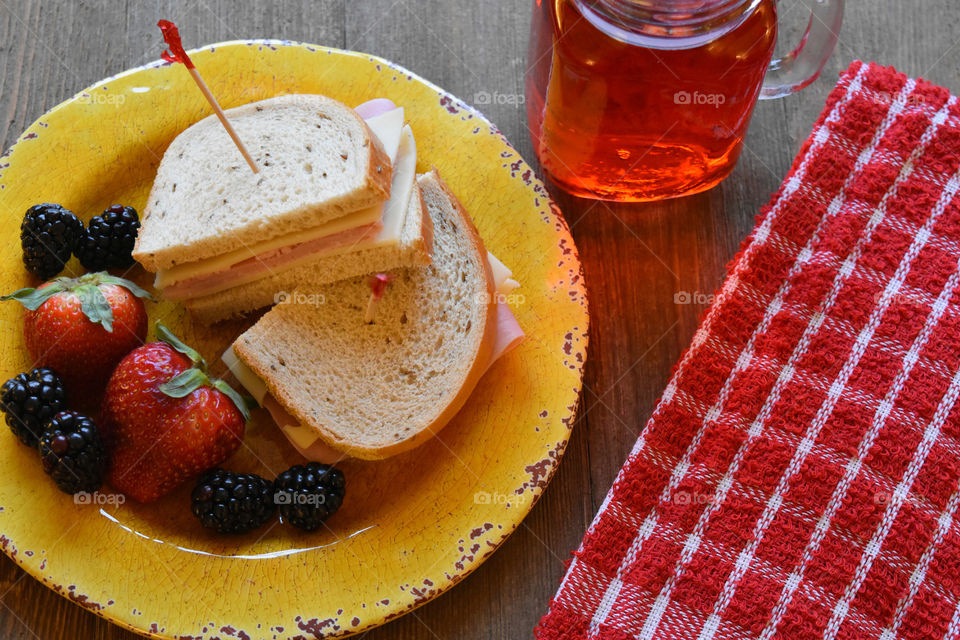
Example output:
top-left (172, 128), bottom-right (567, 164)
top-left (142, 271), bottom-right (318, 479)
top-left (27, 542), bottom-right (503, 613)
top-left (0, 39), bottom-right (588, 639)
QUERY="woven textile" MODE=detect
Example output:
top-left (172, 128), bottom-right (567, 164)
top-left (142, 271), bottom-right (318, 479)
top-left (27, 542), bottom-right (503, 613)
top-left (537, 61), bottom-right (960, 640)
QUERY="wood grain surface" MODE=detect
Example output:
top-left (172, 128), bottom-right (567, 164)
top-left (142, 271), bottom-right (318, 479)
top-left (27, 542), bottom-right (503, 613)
top-left (1, 1), bottom-right (959, 638)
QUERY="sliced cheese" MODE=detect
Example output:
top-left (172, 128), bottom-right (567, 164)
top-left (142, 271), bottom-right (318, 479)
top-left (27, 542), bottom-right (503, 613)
top-left (155, 107), bottom-right (407, 290)
top-left (155, 208), bottom-right (382, 288)
top-left (490, 255), bottom-right (520, 297)
top-left (364, 107), bottom-right (404, 163)
top-left (487, 252), bottom-right (512, 290)
top-left (487, 251), bottom-right (521, 294)
top-left (282, 424), bottom-right (323, 451)
top-left (223, 346), bottom-right (268, 404)
top-left (376, 125), bottom-right (417, 243)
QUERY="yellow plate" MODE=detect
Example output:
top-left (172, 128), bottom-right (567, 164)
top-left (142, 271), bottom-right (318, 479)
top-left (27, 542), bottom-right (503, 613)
top-left (0, 40), bottom-right (588, 639)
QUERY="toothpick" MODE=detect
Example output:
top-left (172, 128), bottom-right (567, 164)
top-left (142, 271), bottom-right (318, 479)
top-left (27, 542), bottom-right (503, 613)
top-left (365, 274), bottom-right (394, 324)
top-left (158, 20), bottom-right (259, 174)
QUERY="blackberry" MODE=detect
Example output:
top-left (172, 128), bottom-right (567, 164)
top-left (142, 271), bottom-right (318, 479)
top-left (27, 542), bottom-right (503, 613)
top-left (0, 368), bottom-right (67, 447)
top-left (273, 463), bottom-right (345, 531)
top-left (191, 469), bottom-right (276, 534)
top-left (76, 205), bottom-right (141, 271)
top-left (38, 411), bottom-right (106, 494)
top-left (20, 203), bottom-right (83, 280)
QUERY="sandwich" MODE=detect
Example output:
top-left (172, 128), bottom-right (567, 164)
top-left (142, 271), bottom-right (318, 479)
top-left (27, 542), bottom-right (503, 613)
top-left (223, 170), bottom-right (525, 461)
top-left (133, 94), bottom-right (431, 323)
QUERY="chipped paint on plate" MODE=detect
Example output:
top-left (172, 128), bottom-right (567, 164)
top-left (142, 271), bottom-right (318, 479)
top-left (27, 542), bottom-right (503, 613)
top-left (0, 40), bottom-right (588, 639)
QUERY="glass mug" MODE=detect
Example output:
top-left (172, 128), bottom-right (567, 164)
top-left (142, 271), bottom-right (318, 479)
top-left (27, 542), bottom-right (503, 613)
top-left (525, 0), bottom-right (844, 201)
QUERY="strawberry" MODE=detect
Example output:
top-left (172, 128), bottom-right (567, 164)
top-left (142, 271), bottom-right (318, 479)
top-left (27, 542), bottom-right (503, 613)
top-left (1, 272), bottom-right (151, 406)
top-left (100, 324), bottom-right (250, 503)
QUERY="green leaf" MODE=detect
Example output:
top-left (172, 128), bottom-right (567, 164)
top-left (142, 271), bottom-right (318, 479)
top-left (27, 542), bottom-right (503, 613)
top-left (212, 379), bottom-right (252, 422)
top-left (95, 273), bottom-right (154, 301)
top-left (76, 284), bottom-right (114, 332)
top-left (155, 323), bottom-right (204, 366)
top-left (0, 281), bottom-right (67, 310)
top-left (158, 367), bottom-right (209, 398)
top-left (158, 367), bottom-right (252, 423)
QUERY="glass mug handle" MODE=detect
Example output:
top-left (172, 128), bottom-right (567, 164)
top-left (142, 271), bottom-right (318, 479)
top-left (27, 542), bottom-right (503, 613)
top-left (759, 0), bottom-right (844, 100)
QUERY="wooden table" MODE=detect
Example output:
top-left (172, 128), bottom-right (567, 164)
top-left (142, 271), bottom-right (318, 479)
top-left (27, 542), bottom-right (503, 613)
top-left (1, 1), bottom-right (958, 638)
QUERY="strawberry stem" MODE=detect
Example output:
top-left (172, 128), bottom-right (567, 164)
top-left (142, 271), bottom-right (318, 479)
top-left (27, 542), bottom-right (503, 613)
top-left (158, 368), bottom-right (209, 397)
top-left (155, 322), bottom-right (253, 421)
top-left (156, 323), bottom-right (204, 366)
top-left (76, 283), bottom-right (114, 332)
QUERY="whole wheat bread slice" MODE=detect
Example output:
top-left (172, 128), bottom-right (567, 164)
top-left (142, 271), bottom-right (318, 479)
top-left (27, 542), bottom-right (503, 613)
top-left (232, 170), bottom-right (495, 460)
top-left (134, 94), bottom-right (392, 272)
top-left (186, 178), bottom-right (434, 324)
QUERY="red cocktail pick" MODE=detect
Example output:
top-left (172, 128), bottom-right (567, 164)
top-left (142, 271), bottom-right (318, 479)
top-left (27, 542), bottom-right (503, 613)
top-left (158, 20), bottom-right (195, 68)
top-left (157, 20), bottom-right (259, 174)
top-left (364, 273), bottom-right (395, 324)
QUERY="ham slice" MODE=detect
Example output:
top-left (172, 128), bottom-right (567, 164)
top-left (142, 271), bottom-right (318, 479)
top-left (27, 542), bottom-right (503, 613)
top-left (263, 395), bottom-right (345, 464)
top-left (486, 302), bottom-right (524, 373)
top-left (163, 221), bottom-right (381, 300)
top-left (354, 98), bottom-right (398, 119)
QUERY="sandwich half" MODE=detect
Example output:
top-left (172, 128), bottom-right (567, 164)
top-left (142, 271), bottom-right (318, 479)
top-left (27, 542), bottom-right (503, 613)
top-left (134, 94), bottom-right (432, 323)
top-left (185, 124), bottom-right (433, 324)
top-left (226, 171), bottom-right (507, 460)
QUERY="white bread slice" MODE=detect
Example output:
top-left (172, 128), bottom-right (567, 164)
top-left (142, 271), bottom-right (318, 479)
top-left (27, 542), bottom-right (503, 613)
top-left (134, 94), bottom-right (392, 272)
top-left (186, 177), bottom-right (434, 324)
top-left (232, 170), bottom-right (496, 460)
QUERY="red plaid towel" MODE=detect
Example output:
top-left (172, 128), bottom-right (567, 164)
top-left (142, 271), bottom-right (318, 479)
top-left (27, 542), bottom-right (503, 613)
top-left (537, 61), bottom-right (960, 640)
